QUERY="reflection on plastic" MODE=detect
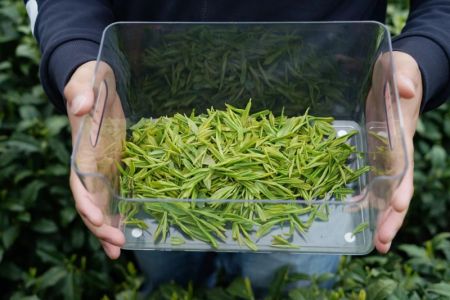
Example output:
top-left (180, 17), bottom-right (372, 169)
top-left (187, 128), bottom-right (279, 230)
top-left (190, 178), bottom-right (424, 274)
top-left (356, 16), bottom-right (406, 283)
top-left (90, 80), bottom-right (108, 147)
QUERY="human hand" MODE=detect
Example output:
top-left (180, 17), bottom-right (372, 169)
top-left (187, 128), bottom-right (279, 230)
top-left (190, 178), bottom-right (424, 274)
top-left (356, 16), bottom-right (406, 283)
top-left (374, 51), bottom-right (422, 253)
top-left (65, 61), bottom-right (126, 259)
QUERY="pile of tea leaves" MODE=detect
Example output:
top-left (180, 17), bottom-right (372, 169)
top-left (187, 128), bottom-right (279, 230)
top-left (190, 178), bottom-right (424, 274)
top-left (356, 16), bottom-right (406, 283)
top-left (118, 101), bottom-right (369, 249)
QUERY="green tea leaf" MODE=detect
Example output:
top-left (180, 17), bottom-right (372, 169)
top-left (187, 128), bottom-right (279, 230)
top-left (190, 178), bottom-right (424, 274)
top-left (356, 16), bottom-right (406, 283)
top-left (119, 101), bottom-right (369, 249)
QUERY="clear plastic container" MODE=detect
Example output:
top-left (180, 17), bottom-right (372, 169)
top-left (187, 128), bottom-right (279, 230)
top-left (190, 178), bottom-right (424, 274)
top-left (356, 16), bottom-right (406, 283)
top-left (72, 22), bottom-right (408, 254)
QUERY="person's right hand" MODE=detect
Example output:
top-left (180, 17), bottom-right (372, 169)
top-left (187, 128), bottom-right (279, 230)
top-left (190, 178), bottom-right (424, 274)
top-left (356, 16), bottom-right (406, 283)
top-left (65, 61), bottom-right (126, 259)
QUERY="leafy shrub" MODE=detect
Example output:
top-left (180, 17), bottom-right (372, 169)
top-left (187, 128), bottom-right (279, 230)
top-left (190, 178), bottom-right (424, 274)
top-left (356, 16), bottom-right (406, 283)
top-left (145, 233), bottom-right (450, 300)
top-left (0, 2), bottom-right (141, 299)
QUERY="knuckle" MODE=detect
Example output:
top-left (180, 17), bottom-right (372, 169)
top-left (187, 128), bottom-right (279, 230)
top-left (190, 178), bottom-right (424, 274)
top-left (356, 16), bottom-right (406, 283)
top-left (90, 225), bottom-right (104, 239)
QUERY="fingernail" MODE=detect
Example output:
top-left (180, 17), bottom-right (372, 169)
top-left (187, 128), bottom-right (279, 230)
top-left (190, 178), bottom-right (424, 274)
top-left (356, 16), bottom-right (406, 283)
top-left (71, 94), bottom-right (86, 115)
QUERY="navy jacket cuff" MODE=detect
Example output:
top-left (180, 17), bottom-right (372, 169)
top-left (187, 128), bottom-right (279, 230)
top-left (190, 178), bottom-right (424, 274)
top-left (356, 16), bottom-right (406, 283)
top-left (41, 39), bottom-right (100, 113)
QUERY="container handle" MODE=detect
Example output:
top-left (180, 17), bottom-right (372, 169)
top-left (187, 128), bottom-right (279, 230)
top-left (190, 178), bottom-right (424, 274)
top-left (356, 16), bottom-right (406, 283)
top-left (90, 79), bottom-right (108, 147)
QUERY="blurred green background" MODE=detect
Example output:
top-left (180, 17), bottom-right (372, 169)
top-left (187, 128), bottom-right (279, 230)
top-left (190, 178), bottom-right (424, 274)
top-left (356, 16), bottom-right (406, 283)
top-left (0, 0), bottom-right (449, 299)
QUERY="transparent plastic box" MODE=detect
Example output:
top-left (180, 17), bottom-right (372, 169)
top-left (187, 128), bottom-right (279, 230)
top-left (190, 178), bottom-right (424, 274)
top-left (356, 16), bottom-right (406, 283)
top-left (73, 22), bottom-right (408, 254)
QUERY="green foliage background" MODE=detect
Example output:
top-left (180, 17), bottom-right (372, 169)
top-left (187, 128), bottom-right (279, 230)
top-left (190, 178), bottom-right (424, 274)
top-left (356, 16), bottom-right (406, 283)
top-left (0, 0), bottom-right (448, 299)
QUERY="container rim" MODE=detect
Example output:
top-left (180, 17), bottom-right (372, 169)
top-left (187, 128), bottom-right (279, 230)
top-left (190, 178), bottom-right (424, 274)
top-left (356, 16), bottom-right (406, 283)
top-left (71, 21), bottom-right (409, 205)
top-left (100, 20), bottom-right (391, 32)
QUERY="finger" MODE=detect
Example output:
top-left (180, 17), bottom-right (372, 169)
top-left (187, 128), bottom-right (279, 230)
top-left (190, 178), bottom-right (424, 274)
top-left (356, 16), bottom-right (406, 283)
top-left (377, 206), bottom-right (408, 245)
top-left (396, 74), bottom-right (416, 99)
top-left (392, 52), bottom-right (422, 138)
top-left (376, 240), bottom-right (392, 254)
top-left (101, 240), bottom-right (122, 260)
top-left (81, 214), bottom-right (126, 246)
top-left (64, 61), bottom-right (98, 116)
top-left (69, 89), bottom-right (95, 116)
top-left (70, 171), bottom-right (104, 226)
top-left (71, 166), bottom-right (126, 248)
top-left (376, 206), bottom-right (390, 229)
top-left (392, 51), bottom-right (422, 100)
top-left (391, 165), bottom-right (414, 213)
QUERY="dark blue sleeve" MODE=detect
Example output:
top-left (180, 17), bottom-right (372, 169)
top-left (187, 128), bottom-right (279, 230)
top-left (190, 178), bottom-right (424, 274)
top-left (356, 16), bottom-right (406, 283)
top-left (25, 0), bottom-right (114, 113)
top-left (392, 0), bottom-right (450, 111)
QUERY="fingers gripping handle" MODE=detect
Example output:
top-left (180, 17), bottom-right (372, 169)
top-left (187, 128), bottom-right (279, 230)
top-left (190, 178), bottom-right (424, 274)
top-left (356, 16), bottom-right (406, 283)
top-left (71, 79), bottom-right (108, 192)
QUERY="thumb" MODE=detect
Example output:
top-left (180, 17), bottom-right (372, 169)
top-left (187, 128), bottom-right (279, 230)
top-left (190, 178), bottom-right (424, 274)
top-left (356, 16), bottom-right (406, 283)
top-left (64, 61), bottom-right (98, 116)
top-left (392, 52), bottom-right (422, 138)
top-left (392, 51), bottom-right (422, 101)
top-left (396, 74), bottom-right (416, 100)
top-left (69, 89), bottom-right (95, 116)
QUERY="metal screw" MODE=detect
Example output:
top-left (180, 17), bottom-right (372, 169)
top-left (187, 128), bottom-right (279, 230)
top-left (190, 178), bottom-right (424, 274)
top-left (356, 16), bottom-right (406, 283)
top-left (344, 232), bottom-right (355, 243)
top-left (337, 129), bottom-right (347, 137)
top-left (131, 228), bottom-right (143, 238)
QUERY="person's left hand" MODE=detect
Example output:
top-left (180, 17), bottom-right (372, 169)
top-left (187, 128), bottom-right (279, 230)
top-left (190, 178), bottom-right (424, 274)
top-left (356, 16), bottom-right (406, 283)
top-left (375, 51), bottom-right (422, 253)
